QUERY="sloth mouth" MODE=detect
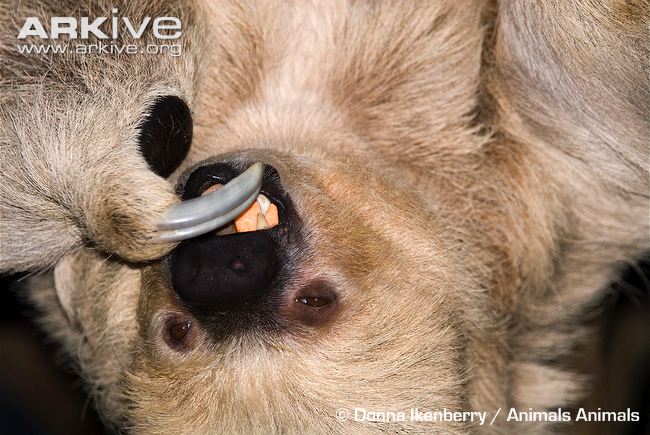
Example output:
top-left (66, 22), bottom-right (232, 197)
top-left (197, 182), bottom-right (280, 235)
top-left (158, 162), bottom-right (291, 241)
top-left (157, 162), bottom-right (266, 241)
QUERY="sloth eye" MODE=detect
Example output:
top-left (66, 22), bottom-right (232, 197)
top-left (163, 316), bottom-right (194, 351)
top-left (137, 95), bottom-right (192, 178)
top-left (296, 296), bottom-right (331, 307)
top-left (168, 321), bottom-right (191, 342)
top-left (290, 281), bottom-right (339, 326)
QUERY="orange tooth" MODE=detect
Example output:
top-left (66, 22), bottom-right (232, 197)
top-left (203, 185), bottom-right (279, 233)
top-left (234, 201), bottom-right (262, 233)
top-left (234, 201), bottom-right (279, 233)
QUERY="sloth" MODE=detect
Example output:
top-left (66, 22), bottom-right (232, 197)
top-left (0, 0), bottom-right (648, 433)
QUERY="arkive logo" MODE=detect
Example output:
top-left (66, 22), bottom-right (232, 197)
top-left (17, 8), bottom-right (181, 40)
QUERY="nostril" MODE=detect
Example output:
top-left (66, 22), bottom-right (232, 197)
top-left (229, 256), bottom-right (247, 274)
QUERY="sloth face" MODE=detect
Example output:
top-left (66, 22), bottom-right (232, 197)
top-left (15, 0), bottom-right (548, 430)
top-left (127, 150), bottom-right (468, 432)
top-left (17, 0), bottom-right (648, 432)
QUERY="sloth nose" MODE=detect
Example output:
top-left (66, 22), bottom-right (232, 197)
top-left (168, 160), bottom-right (292, 312)
top-left (170, 230), bottom-right (279, 310)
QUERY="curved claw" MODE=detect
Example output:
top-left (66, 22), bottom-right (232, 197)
top-left (157, 161), bottom-right (264, 241)
top-left (158, 188), bottom-right (260, 242)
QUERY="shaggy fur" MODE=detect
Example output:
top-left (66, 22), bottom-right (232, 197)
top-left (1, 0), bottom-right (648, 433)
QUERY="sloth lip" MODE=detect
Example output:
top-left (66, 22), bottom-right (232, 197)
top-left (157, 162), bottom-right (264, 241)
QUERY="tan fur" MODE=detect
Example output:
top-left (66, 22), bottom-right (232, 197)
top-left (1, 0), bottom-right (648, 433)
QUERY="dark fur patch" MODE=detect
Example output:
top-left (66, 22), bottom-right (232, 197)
top-left (138, 96), bottom-right (192, 178)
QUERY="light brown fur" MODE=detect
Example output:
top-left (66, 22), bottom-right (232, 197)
top-left (1, 0), bottom-right (648, 433)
